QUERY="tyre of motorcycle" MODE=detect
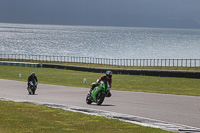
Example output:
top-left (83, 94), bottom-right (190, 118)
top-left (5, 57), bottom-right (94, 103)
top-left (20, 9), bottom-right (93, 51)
top-left (32, 88), bottom-right (35, 95)
top-left (86, 93), bottom-right (92, 104)
top-left (96, 92), bottom-right (105, 105)
top-left (28, 86), bottom-right (35, 95)
top-left (27, 86), bottom-right (32, 94)
top-left (28, 89), bottom-right (32, 94)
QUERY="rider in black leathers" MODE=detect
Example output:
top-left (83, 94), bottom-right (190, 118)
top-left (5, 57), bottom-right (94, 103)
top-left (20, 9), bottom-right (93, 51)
top-left (27, 72), bottom-right (38, 89)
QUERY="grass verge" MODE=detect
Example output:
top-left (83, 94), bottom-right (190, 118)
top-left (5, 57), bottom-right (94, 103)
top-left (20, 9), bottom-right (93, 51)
top-left (0, 100), bottom-right (173, 133)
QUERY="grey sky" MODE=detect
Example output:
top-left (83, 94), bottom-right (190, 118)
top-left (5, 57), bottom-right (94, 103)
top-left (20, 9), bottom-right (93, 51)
top-left (0, 0), bottom-right (200, 28)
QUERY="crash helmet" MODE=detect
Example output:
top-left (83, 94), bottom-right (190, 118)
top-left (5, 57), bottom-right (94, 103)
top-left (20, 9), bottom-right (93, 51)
top-left (106, 71), bottom-right (112, 79)
top-left (31, 72), bottom-right (35, 76)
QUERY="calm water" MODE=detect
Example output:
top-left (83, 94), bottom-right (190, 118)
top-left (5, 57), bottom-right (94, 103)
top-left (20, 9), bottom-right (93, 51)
top-left (1, 23), bottom-right (200, 59)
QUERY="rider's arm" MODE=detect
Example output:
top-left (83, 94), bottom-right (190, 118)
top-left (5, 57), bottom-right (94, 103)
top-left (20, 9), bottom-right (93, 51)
top-left (97, 75), bottom-right (106, 82)
top-left (96, 76), bottom-right (103, 83)
top-left (35, 76), bottom-right (38, 82)
top-left (28, 76), bottom-right (31, 82)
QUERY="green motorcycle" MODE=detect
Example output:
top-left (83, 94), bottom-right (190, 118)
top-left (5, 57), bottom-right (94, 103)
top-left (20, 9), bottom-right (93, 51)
top-left (86, 81), bottom-right (110, 105)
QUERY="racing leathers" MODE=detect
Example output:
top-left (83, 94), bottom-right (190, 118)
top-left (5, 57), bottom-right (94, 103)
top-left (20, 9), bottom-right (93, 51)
top-left (27, 74), bottom-right (38, 89)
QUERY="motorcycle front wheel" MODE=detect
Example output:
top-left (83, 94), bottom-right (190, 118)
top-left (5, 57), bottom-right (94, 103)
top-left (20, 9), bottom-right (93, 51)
top-left (86, 93), bottom-right (92, 104)
top-left (96, 93), bottom-right (105, 105)
top-left (32, 89), bottom-right (35, 95)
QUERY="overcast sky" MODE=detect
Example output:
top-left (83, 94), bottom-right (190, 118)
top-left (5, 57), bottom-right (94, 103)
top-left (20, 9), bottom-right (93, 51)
top-left (0, 0), bottom-right (200, 29)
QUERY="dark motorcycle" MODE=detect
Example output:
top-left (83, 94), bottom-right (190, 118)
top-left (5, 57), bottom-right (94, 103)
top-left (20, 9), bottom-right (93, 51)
top-left (27, 80), bottom-right (37, 95)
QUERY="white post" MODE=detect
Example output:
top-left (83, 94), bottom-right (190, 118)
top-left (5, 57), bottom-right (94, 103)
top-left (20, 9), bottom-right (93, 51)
top-left (83, 78), bottom-right (87, 83)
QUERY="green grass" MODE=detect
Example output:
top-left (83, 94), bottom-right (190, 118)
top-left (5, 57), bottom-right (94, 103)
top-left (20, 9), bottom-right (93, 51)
top-left (0, 65), bottom-right (200, 96)
top-left (0, 100), bottom-right (173, 133)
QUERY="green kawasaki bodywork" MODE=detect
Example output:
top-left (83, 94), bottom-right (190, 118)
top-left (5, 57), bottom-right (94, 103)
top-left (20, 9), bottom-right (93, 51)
top-left (91, 81), bottom-right (110, 102)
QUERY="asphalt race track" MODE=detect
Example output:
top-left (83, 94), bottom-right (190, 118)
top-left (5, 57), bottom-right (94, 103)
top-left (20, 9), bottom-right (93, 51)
top-left (1, 79), bottom-right (200, 132)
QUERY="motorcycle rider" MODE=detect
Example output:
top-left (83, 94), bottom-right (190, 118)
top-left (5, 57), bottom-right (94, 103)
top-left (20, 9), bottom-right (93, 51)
top-left (27, 72), bottom-right (38, 89)
top-left (90, 71), bottom-right (112, 97)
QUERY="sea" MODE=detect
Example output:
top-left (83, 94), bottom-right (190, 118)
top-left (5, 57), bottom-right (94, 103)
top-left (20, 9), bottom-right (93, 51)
top-left (1, 23), bottom-right (200, 59)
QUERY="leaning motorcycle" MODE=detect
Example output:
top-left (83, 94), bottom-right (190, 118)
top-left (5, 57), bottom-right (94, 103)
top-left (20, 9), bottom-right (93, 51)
top-left (86, 81), bottom-right (110, 105)
top-left (27, 80), bottom-right (37, 95)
